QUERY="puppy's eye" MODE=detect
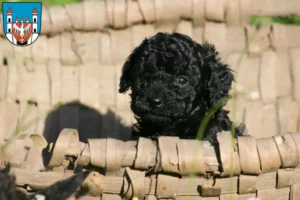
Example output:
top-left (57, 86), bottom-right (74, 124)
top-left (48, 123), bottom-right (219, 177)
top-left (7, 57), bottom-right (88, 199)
top-left (177, 76), bottom-right (188, 85)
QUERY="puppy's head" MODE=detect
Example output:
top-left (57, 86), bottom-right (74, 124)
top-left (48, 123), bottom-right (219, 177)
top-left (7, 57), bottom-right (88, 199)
top-left (119, 33), bottom-right (234, 127)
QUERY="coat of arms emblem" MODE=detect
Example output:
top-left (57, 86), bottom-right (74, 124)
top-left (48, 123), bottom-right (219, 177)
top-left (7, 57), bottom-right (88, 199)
top-left (2, 2), bottom-right (42, 47)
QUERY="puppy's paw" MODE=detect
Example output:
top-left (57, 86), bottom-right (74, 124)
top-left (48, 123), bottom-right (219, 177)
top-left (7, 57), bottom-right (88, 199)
top-left (235, 122), bottom-right (249, 137)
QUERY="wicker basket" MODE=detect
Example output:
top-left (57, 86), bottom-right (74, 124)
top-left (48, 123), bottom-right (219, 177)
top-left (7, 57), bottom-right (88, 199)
top-left (0, 0), bottom-right (300, 199)
top-left (10, 128), bottom-right (300, 200)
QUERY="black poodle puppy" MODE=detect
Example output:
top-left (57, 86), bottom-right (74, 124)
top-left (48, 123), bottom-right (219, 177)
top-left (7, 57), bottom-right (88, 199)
top-left (0, 164), bottom-right (90, 200)
top-left (119, 32), bottom-right (246, 143)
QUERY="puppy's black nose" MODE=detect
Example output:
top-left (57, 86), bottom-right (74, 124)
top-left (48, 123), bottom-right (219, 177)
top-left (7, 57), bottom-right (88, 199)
top-left (149, 98), bottom-right (162, 107)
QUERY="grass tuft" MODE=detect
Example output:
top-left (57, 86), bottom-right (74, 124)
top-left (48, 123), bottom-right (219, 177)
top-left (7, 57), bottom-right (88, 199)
top-left (251, 15), bottom-right (300, 25)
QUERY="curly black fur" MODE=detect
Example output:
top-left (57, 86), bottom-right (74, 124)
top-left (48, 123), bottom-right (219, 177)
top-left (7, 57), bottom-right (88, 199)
top-left (0, 164), bottom-right (26, 200)
top-left (119, 32), bottom-right (246, 143)
top-left (0, 164), bottom-right (90, 200)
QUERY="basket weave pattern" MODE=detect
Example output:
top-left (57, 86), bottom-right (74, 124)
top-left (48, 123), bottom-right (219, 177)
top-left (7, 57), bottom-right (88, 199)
top-left (12, 129), bottom-right (300, 199)
top-left (0, 0), bottom-right (300, 141)
top-left (0, 0), bottom-right (300, 199)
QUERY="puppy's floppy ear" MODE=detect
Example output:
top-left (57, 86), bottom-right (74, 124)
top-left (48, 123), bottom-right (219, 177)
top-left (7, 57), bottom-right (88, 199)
top-left (119, 38), bottom-right (149, 93)
top-left (201, 43), bottom-right (234, 106)
top-left (119, 52), bottom-right (135, 93)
